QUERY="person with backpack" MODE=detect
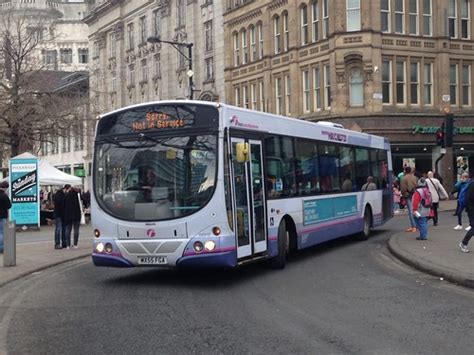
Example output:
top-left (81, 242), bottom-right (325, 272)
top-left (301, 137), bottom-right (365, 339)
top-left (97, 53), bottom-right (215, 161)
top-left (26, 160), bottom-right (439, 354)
top-left (426, 171), bottom-right (449, 226)
top-left (453, 173), bottom-right (471, 231)
top-left (411, 178), bottom-right (433, 240)
top-left (459, 173), bottom-right (474, 253)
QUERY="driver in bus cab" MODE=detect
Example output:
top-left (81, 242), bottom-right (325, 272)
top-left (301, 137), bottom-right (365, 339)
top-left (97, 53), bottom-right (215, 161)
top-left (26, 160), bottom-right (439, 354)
top-left (139, 167), bottom-right (158, 202)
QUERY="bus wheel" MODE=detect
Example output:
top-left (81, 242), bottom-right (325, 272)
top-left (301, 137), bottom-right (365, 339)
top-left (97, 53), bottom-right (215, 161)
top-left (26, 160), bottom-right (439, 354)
top-left (270, 219), bottom-right (287, 269)
top-left (357, 207), bottom-right (372, 241)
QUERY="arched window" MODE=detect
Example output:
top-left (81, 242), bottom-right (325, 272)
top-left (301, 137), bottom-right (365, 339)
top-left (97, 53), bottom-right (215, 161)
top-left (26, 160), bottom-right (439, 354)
top-left (241, 29), bottom-right (248, 64)
top-left (273, 15), bottom-right (281, 54)
top-left (249, 25), bottom-right (257, 61)
top-left (233, 32), bottom-right (240, 66)
top-left (349, 68), bottom-right (364, 106)
top-left (301, 4), bottom-right (309, 45)
top-left (257, 22), bottom-right (264, 59)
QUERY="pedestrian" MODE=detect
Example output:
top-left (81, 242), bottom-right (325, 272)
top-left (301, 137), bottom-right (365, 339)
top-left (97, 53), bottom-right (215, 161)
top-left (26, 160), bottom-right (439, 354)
top-left (64, 185), bottom-right (82, 249)
top-left (361, 176), bottom-right (377, 191)
top-left (0, 181), bottom-right (12, 253)
top-left (453, 172), bottom-right (471, 231)
top-left (426, 171), bottom-right (449, 226)
top-left (393, 180), bottom-right (401, 214)
top-left (400, 166), bottom-right (418, 232)
top-left (459, 173), bottom-right (474, 253)
top-left (411, 178), bottom-right (432, 240)
top-left (52, 186), bottom-right (66, 249)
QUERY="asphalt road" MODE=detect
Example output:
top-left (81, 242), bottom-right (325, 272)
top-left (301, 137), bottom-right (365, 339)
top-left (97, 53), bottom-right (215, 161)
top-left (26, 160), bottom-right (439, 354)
top-left (0, 218), bottom-right (473, 355)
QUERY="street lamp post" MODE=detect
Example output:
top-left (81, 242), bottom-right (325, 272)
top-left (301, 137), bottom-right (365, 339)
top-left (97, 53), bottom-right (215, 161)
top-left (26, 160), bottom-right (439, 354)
top-left (147, 36), bottom-right (194, 100)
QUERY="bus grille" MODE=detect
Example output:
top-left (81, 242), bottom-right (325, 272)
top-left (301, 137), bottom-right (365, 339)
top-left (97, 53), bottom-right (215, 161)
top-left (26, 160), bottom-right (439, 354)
top-left (120, 241), bottom-right (182, 255)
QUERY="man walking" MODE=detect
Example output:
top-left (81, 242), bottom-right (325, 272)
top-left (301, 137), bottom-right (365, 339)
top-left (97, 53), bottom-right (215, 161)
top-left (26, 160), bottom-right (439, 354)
top-left (459, 174), bottom-right (474, 253)
top-left (53, 186), bottom-right (66, 249)
top-left (0, 181), bottom-right (12, 253)
top-left (64, 185), bottom-right (82, 249)
top-left (400, 166), bottom-right (418, 232)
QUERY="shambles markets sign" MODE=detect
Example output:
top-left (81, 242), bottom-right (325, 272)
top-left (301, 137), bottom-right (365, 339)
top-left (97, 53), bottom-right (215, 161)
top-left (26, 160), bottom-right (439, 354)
top-left (412, 125), bottom-right (474, 134)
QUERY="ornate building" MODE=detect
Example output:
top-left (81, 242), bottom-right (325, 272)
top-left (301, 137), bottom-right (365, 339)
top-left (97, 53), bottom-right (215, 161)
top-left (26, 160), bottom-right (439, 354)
top-left (224, 0), bottom-right (474, 190)
top-left (84, 0), bottom-right (226, 116)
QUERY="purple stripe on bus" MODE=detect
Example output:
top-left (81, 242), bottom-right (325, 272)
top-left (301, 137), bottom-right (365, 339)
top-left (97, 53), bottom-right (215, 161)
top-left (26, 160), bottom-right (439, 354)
top-left (183, 246), bottom-right (236, 257)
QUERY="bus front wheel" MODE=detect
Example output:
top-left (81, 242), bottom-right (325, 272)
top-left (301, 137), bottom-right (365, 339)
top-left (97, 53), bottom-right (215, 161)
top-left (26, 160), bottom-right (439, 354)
top-left (270, 219), bottom-right (287, 269)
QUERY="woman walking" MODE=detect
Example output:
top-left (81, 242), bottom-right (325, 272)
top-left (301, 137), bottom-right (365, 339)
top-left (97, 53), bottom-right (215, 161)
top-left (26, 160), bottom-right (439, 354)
top-left (426, 171), bottom-right (448, 226)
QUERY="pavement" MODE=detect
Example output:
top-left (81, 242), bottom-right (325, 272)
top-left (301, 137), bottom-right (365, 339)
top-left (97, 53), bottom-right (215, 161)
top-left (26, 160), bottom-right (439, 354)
top-left (0, 200), bottom-right (473, 289)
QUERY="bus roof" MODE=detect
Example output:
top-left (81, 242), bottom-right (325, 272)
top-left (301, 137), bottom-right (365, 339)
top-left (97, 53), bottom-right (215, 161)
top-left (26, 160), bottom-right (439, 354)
top-left (97, 100), bottom-right (390, 151)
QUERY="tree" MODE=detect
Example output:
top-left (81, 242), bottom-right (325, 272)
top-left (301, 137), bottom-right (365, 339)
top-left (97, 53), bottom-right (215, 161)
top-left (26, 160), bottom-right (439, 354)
top-left (0, 9), bottom-right (89, 158)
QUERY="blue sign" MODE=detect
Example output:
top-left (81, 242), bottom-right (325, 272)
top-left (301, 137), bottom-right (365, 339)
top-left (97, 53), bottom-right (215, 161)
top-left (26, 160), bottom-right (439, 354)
top-left (10, 157), bottom-right (39, 226)
top-left (303, 195), bottom-right (358, 225)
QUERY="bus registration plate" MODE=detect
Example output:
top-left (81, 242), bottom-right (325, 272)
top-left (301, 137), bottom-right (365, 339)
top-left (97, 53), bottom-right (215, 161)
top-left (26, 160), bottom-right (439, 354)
top-left (138, 256), bottom-right (168, 265)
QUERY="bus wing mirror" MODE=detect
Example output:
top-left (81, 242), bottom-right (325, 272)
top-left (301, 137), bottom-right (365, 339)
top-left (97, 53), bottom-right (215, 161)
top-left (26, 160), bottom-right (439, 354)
top-left (236, 142), bottom-right (249, 163)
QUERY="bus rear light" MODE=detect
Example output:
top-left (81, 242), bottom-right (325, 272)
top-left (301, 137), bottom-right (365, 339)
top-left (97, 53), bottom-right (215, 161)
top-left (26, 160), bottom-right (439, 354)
top-left (96, 243), bottom-right (104, 253)
top-left (212, 227), bottom-right (221, 236)
top-left (204, 240), bottom-right (216, 252)
top-left (94, 229), bottom-right (101, 238)
top-left (193, 241), bottom-right (204, 253)
top-left (104, 243), bottom-right (113, 254)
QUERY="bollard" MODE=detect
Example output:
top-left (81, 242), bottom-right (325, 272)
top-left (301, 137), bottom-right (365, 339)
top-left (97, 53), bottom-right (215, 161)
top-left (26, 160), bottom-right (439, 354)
top-left (3, 220), bottom-right (16, 267)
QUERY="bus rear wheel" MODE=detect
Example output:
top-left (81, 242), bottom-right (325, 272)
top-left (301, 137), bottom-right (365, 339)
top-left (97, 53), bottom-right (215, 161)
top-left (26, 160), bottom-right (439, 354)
top-left (270, 219), bottom-right (287, 269)
top-left (357, 208), bottom-right (372, 241)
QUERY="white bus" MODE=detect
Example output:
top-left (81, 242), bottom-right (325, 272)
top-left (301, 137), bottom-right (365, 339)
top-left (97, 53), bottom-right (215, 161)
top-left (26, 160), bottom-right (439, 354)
top-left (92, 101), bottom-right (393, 268)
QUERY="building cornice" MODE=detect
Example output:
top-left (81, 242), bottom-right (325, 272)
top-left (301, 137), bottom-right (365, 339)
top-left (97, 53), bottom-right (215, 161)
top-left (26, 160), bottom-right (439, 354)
top-left (226, 8), bottom-right (262, 28)
top-left (83, 0), bottom-right (125, 25)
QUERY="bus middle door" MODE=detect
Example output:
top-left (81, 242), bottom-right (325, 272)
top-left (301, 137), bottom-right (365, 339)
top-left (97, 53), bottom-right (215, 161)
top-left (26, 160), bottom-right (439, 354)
top-left (231, 138), bottom-right (267, 260)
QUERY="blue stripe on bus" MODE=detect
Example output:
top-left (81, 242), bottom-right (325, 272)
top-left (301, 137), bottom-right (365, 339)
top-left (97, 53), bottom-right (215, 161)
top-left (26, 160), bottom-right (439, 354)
top-left (177, 250), bottom-right (237, 268)
top-left (92, 254), bottom-right (134, 267)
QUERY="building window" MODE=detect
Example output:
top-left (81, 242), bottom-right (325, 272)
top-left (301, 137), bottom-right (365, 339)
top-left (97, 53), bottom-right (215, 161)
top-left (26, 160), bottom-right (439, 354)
top-left (109, 32), bottom-right (116, 58)
top-left (128, 64), bottom-right (135, 86)
top-left (449, 0), bottom-right (457, 38)
top-left (205, 21), bottom-right (213, 51)
top-left (423, 63), bottom-right (433, 105)
top-left (205, 57), bottom-right (214, 80)
top-left (259, 81), bottom-right (265, 111)
top-left (410, 62), bottom-right (420, 105)
top-left (396, 60), bottom-right (406, 104)
top-left (450, 64), bottom-right (458, 105)
top-left (461, 0), bottom-right (470, 39)
top-left (243, 85), bottom-right (249, 109)
top-left (382, 60), bottom-right (392, 104)
top-left (302, 70), bottom-right (310, 112)
top-left (274, 16), bottom-right (281, 54)
top-left (251, 83), bottom-right (257, 110)
top-left (78, 49), bottom-right (88, 64)
top-left (93, 41), bottom-right (99, 58)
top-left (127, 22), bottom-right (134, 50)
top-left (111, 75), bottom-right (117, 93)
top-left (250, 26), bottom-right (257, 61)
top-left (153, 10), bottom-right (161, 37)
top-left (285, 75), bottom-right (291, 115)
top-left (395, 0), bottom-right (405, 34)
top-left (322, 0), bottom-right (329, 38)
top-left (381, 0), bottom-right (390, 32)
top-left (349, 68), bottom-right (364, 106)
top-left (346, 0), bottom-right (361, 32)
top-left (324, 64), bottom-right (331, 109)
top-left (242, 30), bottom-right (248, 64)
top-left (177, 0), bottom-right (186, 28)
top-left (283, 12), bottom-right (289, 51)
top-left (233, 32), bottom-right (240, 66)
top-left (409, 0), bottom-right (418, 35)
top-left (62, 128), bottom-right (70, 153)
top-left (44, 50), bottom-right (57, 65)
top-left (312, 0), bottom-right (319, 42)
top-left (141, 59), bottom-right (148, 82)
top-left (423, 0), bottom-right (432, 35)
top-left (275, 77), bottom-right (282, 115)
top-left (154, 54), bottom-right (161, 78)
top-left (139, 16), bottom-right (147, 45)
top-left (60, 49), bottom-right (72, 64)
top-left (258, 23), bottom-right (264, 59)
top-left (462, 64), bottom-right (471, 106)
top-left (313, 67), bottom-right (321, 110)
top-left (301, 5), bottom-right (309, 45)
top-left (234, 87), bottom-right (241, 106)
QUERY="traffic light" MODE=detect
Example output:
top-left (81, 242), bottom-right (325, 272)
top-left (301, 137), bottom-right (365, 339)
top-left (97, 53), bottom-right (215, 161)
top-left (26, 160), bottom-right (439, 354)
top-left (436, 129), bottom-right (445, 147)
top-left (445, 114), bottom-right (454, 148)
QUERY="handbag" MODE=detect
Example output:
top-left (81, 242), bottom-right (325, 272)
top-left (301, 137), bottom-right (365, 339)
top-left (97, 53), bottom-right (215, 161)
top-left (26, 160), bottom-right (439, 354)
top-left (77, 193), bottom-right (86, 225)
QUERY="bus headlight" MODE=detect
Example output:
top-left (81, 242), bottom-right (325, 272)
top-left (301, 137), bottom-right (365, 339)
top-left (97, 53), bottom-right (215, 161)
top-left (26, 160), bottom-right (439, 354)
top-left (193, 241), bottom-right (204, 253)
top-left (212, 227), bottom-right (221, 236)
top-left (204, 240), bottom-right (216, 252)
top-left (104, 243), bottom-right (113, 254)
top-left (94, 229), bottom-right (101, 238)
top-left (96, 243), bottom-right (104, 253)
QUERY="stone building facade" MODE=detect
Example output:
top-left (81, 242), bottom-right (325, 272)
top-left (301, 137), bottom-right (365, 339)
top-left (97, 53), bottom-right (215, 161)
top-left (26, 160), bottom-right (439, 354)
top-left (224, 0), bottom-right (474, 190)
top-left (84, 0), bottom-right (226, 116)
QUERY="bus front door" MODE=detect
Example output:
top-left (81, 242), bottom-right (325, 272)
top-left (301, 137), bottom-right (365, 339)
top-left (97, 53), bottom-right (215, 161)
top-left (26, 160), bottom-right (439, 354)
top-left (231, 138), bottom-right (267, 260)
